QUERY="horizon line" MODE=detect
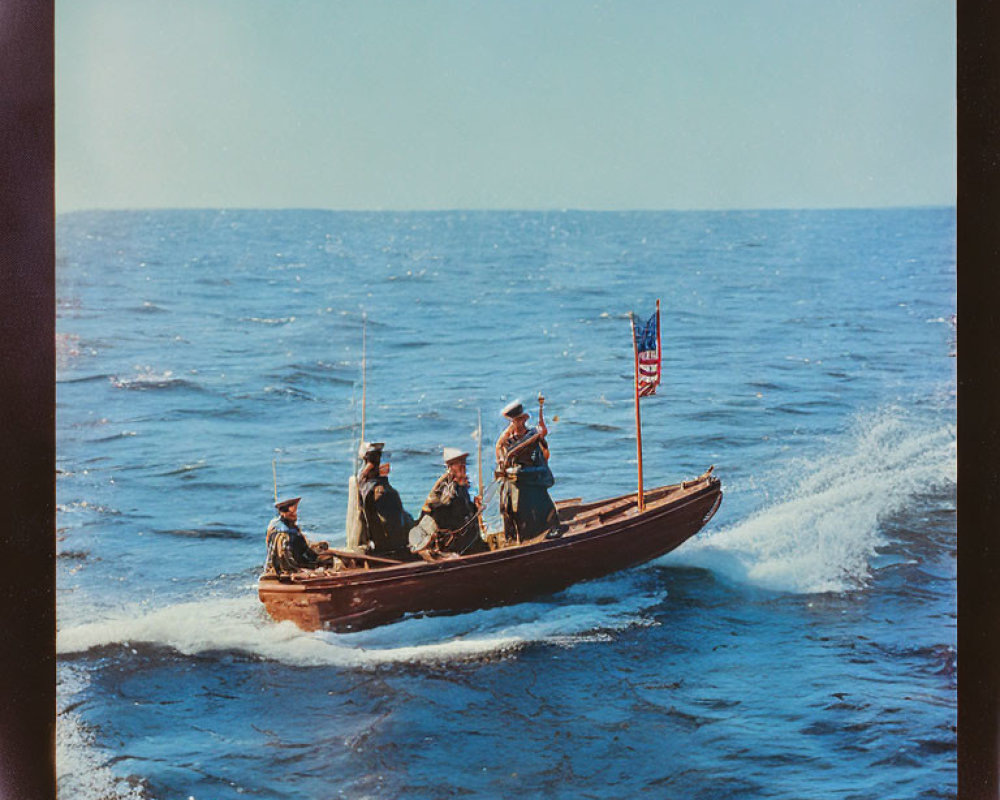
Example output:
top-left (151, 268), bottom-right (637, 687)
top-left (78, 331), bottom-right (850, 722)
top-left (56, 203), bottom-right (957, 217)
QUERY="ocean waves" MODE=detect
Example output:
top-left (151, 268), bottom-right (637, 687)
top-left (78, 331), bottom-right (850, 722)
top-left (150, 526), bottom-right (248, 540)
top-left (668, 405), bottom-right (956, 594)
top-left (109, 370), bottom-right (207, 393)
top-left (54, 208), bottom-right (957, 800)
top-left (57, 666), bottom-right (151, 800)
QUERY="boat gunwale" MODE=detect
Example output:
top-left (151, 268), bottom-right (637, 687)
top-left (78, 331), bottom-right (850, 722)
top-left (258, 476), bottom-right (720, 594)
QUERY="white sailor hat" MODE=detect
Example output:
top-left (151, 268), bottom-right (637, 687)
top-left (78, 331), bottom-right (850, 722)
top-left (443, 447), bottom-right (469, 465)
top-left (501, 399), bottom-right (528, 419)
top-left (359, 441), bottom-right (385, 458)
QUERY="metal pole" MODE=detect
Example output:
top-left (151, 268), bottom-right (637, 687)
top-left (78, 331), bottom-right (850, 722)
top-left (655, 297), bottom-right (662, 392)
top-left (630, 314), bottom-right (645, 512)
top-left (477, 409), bottom-right (484, 499)
top-left (477, 408), bottom-right (486, 534)
top-left (360, 313), bottom-right (367, 447)
top-left (266, 459), bottom-right (279, 571)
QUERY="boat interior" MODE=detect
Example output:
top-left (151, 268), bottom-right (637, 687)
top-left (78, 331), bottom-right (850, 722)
top-left (554, 466), bottom-right (715, 530)
top-left (264, 467), bottom-right (717, 579)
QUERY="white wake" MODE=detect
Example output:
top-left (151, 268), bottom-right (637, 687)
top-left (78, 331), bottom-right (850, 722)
top-left (666, 405), bottom-right (956, 593)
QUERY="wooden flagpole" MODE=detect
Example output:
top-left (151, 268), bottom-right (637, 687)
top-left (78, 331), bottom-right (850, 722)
top-left (630, 313), bottom-right (645, 512)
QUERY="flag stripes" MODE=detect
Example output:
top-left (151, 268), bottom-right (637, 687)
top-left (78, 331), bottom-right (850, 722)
top-left (633, 309), bottom-right (661, 397)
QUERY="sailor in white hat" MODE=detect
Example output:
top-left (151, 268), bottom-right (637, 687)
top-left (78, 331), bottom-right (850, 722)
top-left (416, 446), bottom-right (487, 555)
top-left (443, 446), bottom-right (469, 466)
top-left (493, 395), bottom-right (560, 541)
top-left (496, 398), bottom-right (546, 465)
top-left (357, 441), bottom-right (388, 491)
top-left (359, 440), bottom-right (385, 461)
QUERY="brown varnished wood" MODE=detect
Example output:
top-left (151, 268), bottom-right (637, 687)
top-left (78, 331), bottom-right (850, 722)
top-left (259, 472), bottom-right (722, 632)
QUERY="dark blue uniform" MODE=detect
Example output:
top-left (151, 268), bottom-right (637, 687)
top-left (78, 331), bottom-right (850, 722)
top-left (266, 516), bottom-right (318, 574)
top-left (498, 428), bottom-right (558, 541)
top-left (357, 463), bottom-right (416, 560)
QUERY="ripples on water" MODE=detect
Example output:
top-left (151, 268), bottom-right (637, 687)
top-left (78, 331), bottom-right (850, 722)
top-left (56, 209), bottom-right (955, 799)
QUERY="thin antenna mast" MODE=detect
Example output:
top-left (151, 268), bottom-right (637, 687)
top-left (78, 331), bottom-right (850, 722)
top-left (477, 408), bottom-right (486, 534)
top-left (360, 313), bottom-right (367, 447)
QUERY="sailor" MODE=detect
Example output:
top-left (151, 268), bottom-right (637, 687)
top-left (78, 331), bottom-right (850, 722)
top-left (494, 399), bottom-right (560, 542)
top-left (357, 441), bottom-right (416, 560)
top-left (266, 497), bottom-right (320, 574)
top-left (418, 447), bottom-right (488, 555)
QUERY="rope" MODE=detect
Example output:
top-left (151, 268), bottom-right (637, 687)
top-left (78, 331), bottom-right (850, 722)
top-left (431, 477), bottom-right (503, 555)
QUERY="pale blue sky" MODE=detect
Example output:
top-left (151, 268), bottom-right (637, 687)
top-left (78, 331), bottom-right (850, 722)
top-left (56, 0), bottom-right (956, 211)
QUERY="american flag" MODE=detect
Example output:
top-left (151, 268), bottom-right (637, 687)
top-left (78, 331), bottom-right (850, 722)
top-left (634, 310), bottom-right (661, 397)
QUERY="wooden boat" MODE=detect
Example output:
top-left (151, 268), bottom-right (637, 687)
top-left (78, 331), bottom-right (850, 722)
top-left (258, 467), bottom-right (722, 632)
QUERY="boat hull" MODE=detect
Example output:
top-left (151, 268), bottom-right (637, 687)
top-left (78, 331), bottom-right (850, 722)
top-left (258, 474), bottom-right (722, 632)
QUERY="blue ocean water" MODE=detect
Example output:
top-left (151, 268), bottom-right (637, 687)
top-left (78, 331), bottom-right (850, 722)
top-left (56, 208), bottom-right (956, 799)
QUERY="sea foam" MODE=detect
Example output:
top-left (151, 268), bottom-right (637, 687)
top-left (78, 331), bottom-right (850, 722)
top-left (56, 573), bottom-right (661, 668)
top-left (667, 405), bottom-right (956, 594)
